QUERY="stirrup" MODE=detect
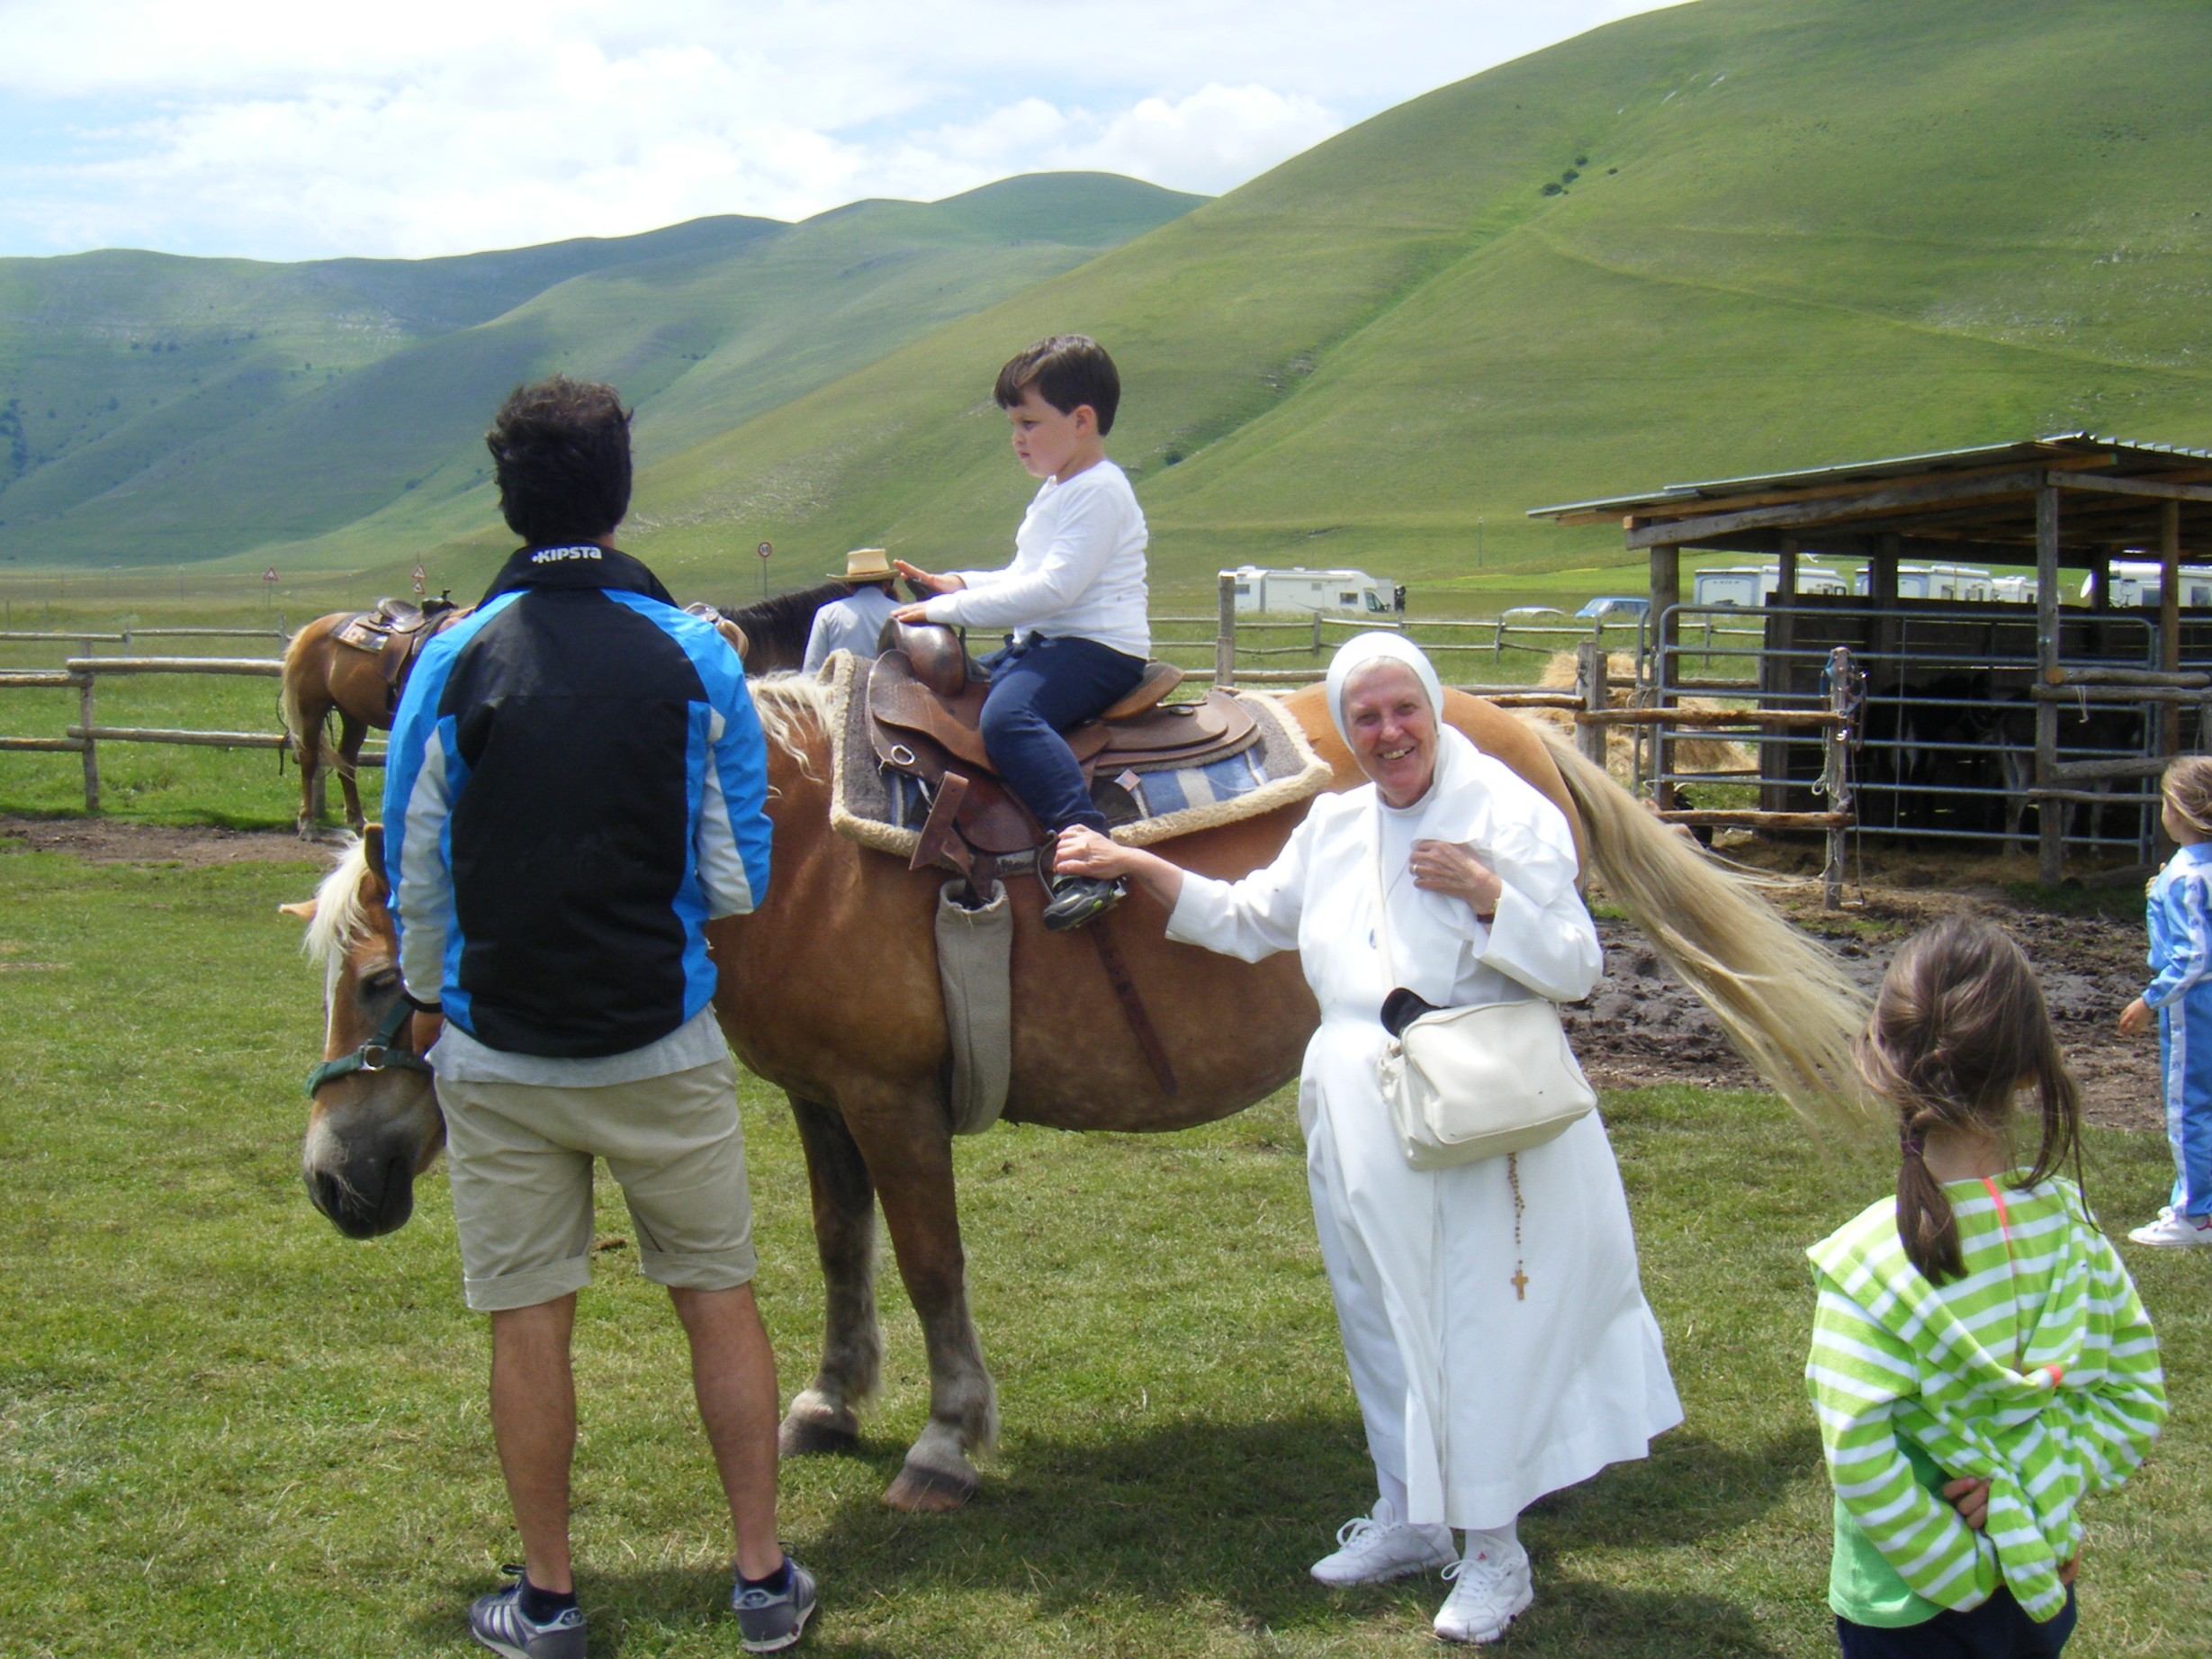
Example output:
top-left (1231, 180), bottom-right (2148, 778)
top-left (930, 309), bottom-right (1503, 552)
top-left (1042, 873), bottom-right (1125, 933)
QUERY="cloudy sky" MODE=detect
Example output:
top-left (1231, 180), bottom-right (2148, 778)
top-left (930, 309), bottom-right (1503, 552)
top-left (0, 1), bottom-right (1684, 263)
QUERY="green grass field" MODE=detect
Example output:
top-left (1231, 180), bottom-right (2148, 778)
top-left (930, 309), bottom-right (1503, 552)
top-left (2, 842), bottom-right (2206, 1658)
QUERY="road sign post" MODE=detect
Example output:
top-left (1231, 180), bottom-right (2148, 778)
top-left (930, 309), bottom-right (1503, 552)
top-left (757, 540), bottom-right (773, 600)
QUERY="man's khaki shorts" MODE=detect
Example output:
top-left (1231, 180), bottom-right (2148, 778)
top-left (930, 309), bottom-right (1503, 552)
top-left (437, 1055), bottom-right (757, 1312)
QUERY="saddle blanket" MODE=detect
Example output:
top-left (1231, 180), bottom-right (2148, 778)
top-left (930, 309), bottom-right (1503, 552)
top-left (818, 651), bottom-right (1333, 861)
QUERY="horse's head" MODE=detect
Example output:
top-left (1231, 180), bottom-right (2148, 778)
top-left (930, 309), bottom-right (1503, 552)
top-left (283, 826), bottom-right (445, 1239)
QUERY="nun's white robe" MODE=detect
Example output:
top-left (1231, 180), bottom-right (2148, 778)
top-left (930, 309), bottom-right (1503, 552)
top-left (1167, 730), bottom-right (1682, 1528)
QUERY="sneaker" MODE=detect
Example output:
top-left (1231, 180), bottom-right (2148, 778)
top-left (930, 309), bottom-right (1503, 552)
top-left (468, 1571), bottom-right (586, 1659)
top-left (734, 1555), bottom-right (818, 1654)
top-left (1434, 1544), bottom-right (1534, 1645)
top-left (2128, 1207), bottom-right (2212, 1248)
top-left (1041, 873), bottom-right (1126, 933)
top-left (1309, 1500), bottom-right (1457, 1587)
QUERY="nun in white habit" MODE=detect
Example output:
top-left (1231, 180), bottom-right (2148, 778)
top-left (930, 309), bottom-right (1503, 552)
top-left (1055, 633), bottom-right (1680, 1645)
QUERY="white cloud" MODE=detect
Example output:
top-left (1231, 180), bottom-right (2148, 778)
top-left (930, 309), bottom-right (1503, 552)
top-left (0, 2), bottom-right (1685, 259)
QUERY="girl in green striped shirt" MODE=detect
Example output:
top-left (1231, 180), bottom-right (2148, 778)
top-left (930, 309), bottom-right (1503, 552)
top-left (1805, 916), bottom-right (2165, 1658)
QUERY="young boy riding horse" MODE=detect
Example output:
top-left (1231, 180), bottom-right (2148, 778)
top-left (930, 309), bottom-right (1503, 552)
top-left (893, 334), bottom-right (1149, 931)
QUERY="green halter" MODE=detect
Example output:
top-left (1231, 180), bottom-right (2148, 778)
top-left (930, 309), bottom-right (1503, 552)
top-left (303, 992), bottom-right (436, 1096)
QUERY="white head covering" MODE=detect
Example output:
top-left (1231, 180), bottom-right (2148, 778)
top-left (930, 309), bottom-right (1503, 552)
top-left (1325, 631), bottom-right (1443, 750)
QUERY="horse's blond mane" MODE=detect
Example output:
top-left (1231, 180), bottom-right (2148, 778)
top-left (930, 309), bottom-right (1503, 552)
top-left (301, 834), bottom-right (373, 969)
top-left (751, 672), bottom-right (829, 779)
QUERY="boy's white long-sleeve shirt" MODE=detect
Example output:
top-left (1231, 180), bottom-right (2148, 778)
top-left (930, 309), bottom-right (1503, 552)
top-left (922, 459), bottom-right (1149, 658)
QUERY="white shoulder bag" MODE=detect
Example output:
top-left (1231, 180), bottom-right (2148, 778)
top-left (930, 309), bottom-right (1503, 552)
top-left (1372, 829), bottom-right (1596, 1170)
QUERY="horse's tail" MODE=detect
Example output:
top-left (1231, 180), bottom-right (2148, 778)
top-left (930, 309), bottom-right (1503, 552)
top-left (1542, 734), bottom-right (1871, 1125)
top-left (280, 618), bottom-right (328, 767)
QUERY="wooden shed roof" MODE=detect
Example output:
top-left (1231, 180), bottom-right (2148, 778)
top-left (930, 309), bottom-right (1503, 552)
top-left (1527, 435), bottom-right (2212, 566)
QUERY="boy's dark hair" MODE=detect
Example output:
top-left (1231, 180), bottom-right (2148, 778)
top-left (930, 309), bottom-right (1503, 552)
top-left (1855, 915), bottom-right (2086, 1284)
top-left (994, 335), bottom-right (1120, 436)
top-left (485, 377), bottom-right (634, 545)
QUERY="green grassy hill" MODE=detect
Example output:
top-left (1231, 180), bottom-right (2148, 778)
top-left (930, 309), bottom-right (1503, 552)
top-left (618, 0), bottom-right (2212, 606)
top-left (0, 174), bottom-right (1201, 572)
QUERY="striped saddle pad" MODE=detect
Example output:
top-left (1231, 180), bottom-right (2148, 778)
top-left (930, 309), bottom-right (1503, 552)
top-left (819, 652), bottom-right (1333, 863)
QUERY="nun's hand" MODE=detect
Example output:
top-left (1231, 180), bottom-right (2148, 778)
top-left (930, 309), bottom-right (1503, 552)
top-left (1054, 825), bottom-right (1128, 879)
top-left (1409, 840), bottom-right (1502, 920)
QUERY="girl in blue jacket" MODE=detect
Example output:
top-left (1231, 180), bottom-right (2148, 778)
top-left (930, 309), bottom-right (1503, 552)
top-left (2118, 755), bottom-right (2212, 1247)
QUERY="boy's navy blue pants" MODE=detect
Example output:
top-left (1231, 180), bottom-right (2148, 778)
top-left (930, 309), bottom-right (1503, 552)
top-left (1837, 1587), bottom-right (2076, 1659)
top-left (977, 635), bottom-right (1146, 837)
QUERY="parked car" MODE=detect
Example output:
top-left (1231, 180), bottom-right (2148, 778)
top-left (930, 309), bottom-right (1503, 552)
top-left (1574, 596), bottom-right (1650, 622)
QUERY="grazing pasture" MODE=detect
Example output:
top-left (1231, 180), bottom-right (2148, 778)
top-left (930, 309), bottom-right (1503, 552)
top-left (1, 837), bottom-right (2205, 1657)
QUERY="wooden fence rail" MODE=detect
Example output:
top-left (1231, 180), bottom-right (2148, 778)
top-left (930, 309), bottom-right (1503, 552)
top-left (0, 652), bottom-right (332, 814)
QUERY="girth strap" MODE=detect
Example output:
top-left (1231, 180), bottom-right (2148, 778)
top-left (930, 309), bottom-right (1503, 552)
top-left (1086, 915), bottom-right (1178, 1098)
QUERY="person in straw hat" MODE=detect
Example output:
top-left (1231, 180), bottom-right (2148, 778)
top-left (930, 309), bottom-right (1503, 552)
top-left (802, 547), bottom-right (904, 673)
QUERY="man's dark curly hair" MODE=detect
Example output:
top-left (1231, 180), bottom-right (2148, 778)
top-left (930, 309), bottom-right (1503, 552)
top-left (993, 335), bottom-right (1120, 436)
top-left (485, 377), bottom-right (634, 545)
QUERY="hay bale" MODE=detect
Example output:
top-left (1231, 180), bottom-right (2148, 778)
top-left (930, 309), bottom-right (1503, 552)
top-left (1516, 651), bottom-right (1754, 785)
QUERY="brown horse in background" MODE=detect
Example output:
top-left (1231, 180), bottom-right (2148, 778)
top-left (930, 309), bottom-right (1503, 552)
top-left (278, 579), bottom-right (854, 837)
top-left (288, 670), bottom-right (1869, 1513)
top-left (279, 611), bottom-right (413, 838)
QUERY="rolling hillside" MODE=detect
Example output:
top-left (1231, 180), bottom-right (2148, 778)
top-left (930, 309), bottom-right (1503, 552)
top-left (0, 174), bottom-right (1202, 571)
top-left (619, 0), bottom-right (2212, 602)
top-left (8, 0), bottom-right (2210, 607)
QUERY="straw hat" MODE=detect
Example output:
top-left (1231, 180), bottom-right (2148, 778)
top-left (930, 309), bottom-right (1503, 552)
top-left (830, 546), bottom-right (896, 582)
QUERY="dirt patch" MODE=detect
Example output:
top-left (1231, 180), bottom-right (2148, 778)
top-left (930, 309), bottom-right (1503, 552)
top-left (0, 814), bottom-right (333, 868)
top-left (1569, 880), bottom-right (2163, 1133)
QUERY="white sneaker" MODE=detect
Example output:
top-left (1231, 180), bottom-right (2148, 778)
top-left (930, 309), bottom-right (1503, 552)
top-left (1434, 1544), bottom-right (1533, 1645)
top-left (2128, 1207), bottom-right (2212, 1248)
top-left (1308, 1501), bottom-right (1456, 1587)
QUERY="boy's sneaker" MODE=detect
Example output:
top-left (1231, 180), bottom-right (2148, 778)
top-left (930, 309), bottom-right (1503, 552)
top-left (734, 1555), bottom-right (817, 1654)
top-left (468, 1572), bottom-right (586, 1659)
top-left (1309, 1500), bottom-right (1456, 1587)
top-left (1434, 1543), bottom-right (1534, 1645)
top-left (2127, 1206), bottom-right (2212, 1248)
top-left (1042, 874), bottom-right (1125, 933)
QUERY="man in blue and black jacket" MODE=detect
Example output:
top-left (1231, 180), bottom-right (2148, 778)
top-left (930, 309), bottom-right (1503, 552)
top-left (383, 377), bottom-right (817, 1657)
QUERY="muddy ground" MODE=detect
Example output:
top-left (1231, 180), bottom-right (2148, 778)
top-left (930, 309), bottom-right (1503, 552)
top-left (3, 815), bottom-right (2165, 1132)
top-left (1572, 856), bottom-right (2163, 1133)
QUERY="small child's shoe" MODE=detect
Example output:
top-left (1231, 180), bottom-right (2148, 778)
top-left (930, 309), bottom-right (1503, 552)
top-left (2127, 1207), bottom-right (2212, 1248)
top-left (1042, 873), bottom-right (1125, 933)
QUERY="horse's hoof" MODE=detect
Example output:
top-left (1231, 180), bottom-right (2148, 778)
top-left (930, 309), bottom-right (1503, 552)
top-left (883, 1459), bottom-right (977, 1513)
top-left (778, 1412), bottom-right (861, 1458)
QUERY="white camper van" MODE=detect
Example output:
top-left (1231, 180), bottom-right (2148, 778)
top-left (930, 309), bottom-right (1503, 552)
top-left (1850, 563), bottom-right (1996, 600)
top-left (1226, 566), bottom-right (1403, 616)
top-left (2078, 561), bottom-right (2212, 607)
top-left (1691, 561), bottom-right (1851, 607)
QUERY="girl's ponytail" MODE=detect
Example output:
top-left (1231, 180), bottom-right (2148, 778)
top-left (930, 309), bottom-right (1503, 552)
top-left (1894, 1111), bottom-right (1964, 1284)
top-left (1856, 915), bottom-right (2084, 1285)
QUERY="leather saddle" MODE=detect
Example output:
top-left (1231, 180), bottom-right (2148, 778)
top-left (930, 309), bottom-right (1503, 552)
top-left (335, 596), bottom-right (465, 712)
top-left (866, 624), bottom-right (1258, 874)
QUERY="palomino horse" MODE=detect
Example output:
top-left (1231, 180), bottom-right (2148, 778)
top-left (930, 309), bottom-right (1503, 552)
top-left (277, 580), bottom-right (851, 837)
top-left (290, 675), bottom-right (1866, 1510)
top-left (278, 610), bottom-right (420, 838)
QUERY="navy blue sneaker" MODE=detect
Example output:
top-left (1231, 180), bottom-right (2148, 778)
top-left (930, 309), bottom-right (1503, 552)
top-left (469, 1570), bottom-right (586, 1659)
top-left (733, 1555), bottom-right (817, 1653)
